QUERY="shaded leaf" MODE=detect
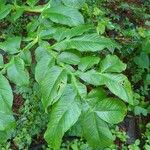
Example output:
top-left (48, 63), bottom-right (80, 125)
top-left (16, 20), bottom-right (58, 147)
top-left (134, 52), bottom-right (149, 69)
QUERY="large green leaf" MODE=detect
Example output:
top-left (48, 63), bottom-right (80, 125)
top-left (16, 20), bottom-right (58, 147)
top-left (40, 66), bottom-right (67, 110)
top-left (79, 70), bottom-right (106, 86)
top-left (44, 85), bottom-right (81, 150)
top-left (57, 52), bottom-right (80, 65)
top-left (35, 43), bottom-right (56, 83)
top-left (79, 71), bottom-right (133, 104)
top-left (100, 55), bottom-right (126, 73)
top-left (87, 88), bottom-right (107, 107)
top-left (0, 74), bottom-right (15, 142)
top-left (52, 25), bottom-right (93, 41)
top-left (7, 57), bottom-right (29, 86)
top-left (53, 34), bottom-right (119, 52)
top-left (81, 111), bottom-right (113, 148)
top-left (0, 37), bottom-right (21, 54)
top-left (35, 56), bottom-right (55, 83)
top-left (103, 73), bottom-right (133, 105)
top-left (42, 5), bottom-right (84, 27)
top-left (87, 88), bottom-right (107, 100)
top-left (78, 56), bottom-right (100, 71)
top-left (62, 0), bottom-right (86, 8)
top-left (94, 98), bottom-right (127, 124)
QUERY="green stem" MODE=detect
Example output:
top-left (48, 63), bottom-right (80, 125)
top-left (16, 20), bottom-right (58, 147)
top-left (22, 5), bottom-right (45, 13)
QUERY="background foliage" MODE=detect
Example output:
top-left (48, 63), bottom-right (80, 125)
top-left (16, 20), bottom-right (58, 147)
top-left (0, 0), bottom-right (149, 149)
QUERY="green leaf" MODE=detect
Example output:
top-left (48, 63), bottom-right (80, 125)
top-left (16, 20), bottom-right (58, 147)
top-left (134, 52), bottom-right (149, 69)
top-left (0, 2), bottom-right (12, 20)
top-left (81, 111), bottom-right (113, 148)
top-left (79, 70), bottom-right (106, 86)
top-left (40, 66), bottom-right (67, 110)
top-left (62, 0), bottom-right (86, 8)
top-left (142, 38), bottom-right (150, 54)
top-left (100, 55), bottom-right (126, 73)
top-left (87, 88), bottom-right (107, 107)
top-left (0, 37), bottom-right (21, 54)
top-left (144, 74), bottom-right (150, 85)
top-left (102, 73), bottom-right (133, 105)
top-left (35, 46), bottom-right (55, 83)
top-left (79, 71), bottom-right (133, 104)
top-left (44, 85), bottom-right (81, 150)
top-left (95, 98), bottom-right (127, 124)
top-left (0, 74), bottom-right (13, 111)
top-left (19, 51), bottom-right (32, 65)
top-left (42, 5), bottom-right (84, 27)
top-left (35, 43), bottom-right (50, 62)
top-left (71, 76), bottom-right (87, 98)
top-left (35, 56), bottom-right (55, 83)
top-left (10, 7), bottom-right (24, 21)
top-left (53, 34), bottom-right (119, 52)
top-left (58, 52), bottom-right (80, 65)
top-left (88, 88), bottom-right (107, 100)
top-left (7, 57), bottom-right (29, 86)
top-left (78, 56), bottom-right (100, 71)
top-left (0, 74), bottom-right (15, 141)
top-left (53, 25), bottom-right (93, 41)
top-left (0, 113), bottom-right (15, 143)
